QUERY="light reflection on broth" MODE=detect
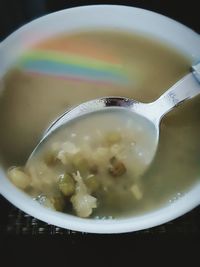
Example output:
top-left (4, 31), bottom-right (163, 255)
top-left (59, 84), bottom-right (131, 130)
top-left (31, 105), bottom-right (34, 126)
top-left (0, 30), bottom-right (200, 218)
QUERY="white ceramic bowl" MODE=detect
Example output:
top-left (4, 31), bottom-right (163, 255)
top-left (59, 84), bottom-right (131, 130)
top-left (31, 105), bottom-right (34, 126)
top-left (0, 5), bottom-right (200, 234)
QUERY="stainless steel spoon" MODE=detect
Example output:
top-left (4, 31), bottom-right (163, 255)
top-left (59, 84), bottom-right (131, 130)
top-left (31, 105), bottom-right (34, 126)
top-left (28, 62), bottom-right (200, 173)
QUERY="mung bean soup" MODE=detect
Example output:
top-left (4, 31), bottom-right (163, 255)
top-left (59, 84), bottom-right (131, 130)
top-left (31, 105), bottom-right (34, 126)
top-left (1, 31), bottom-right (199, 218)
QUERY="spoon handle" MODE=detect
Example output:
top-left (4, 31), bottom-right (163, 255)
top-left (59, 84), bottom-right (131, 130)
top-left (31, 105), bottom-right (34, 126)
top-left (152, 62), bottom-right (200, 122)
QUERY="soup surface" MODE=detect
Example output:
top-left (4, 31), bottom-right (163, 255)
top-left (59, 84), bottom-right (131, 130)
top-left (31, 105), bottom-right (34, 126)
top-left (0, 30), bottom-right (200, 218)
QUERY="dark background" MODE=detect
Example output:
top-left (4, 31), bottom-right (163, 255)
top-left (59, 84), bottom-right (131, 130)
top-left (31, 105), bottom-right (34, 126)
top-left (0, 0), bottom-right (199, 39)
top-left (0, 0), bottom-right (200, 262)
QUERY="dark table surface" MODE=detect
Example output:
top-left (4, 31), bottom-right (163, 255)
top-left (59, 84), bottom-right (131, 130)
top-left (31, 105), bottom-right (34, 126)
top-left (1, 196), bottom-right (200, 236)
top-left (0, 0), bottom-right (200, 259)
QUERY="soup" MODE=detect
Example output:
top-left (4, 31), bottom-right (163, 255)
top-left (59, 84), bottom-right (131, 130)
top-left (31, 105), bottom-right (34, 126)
top-left (8, 109), bottom-right (157, 218)
top-left (1, 30), bottom-right (200, 218)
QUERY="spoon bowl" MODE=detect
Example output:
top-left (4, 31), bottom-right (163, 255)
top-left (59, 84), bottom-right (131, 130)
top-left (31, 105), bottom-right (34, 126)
top-left (28, 62), bottom-right (200, 176)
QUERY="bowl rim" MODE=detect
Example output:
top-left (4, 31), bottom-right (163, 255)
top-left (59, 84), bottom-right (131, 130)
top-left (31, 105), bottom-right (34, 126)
top-left (0, 4), bottom-right (200, 233)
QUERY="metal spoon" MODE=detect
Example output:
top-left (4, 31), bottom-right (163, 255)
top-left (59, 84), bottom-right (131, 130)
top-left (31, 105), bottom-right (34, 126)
top-left (28, 62), bottom-right (200, 174)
